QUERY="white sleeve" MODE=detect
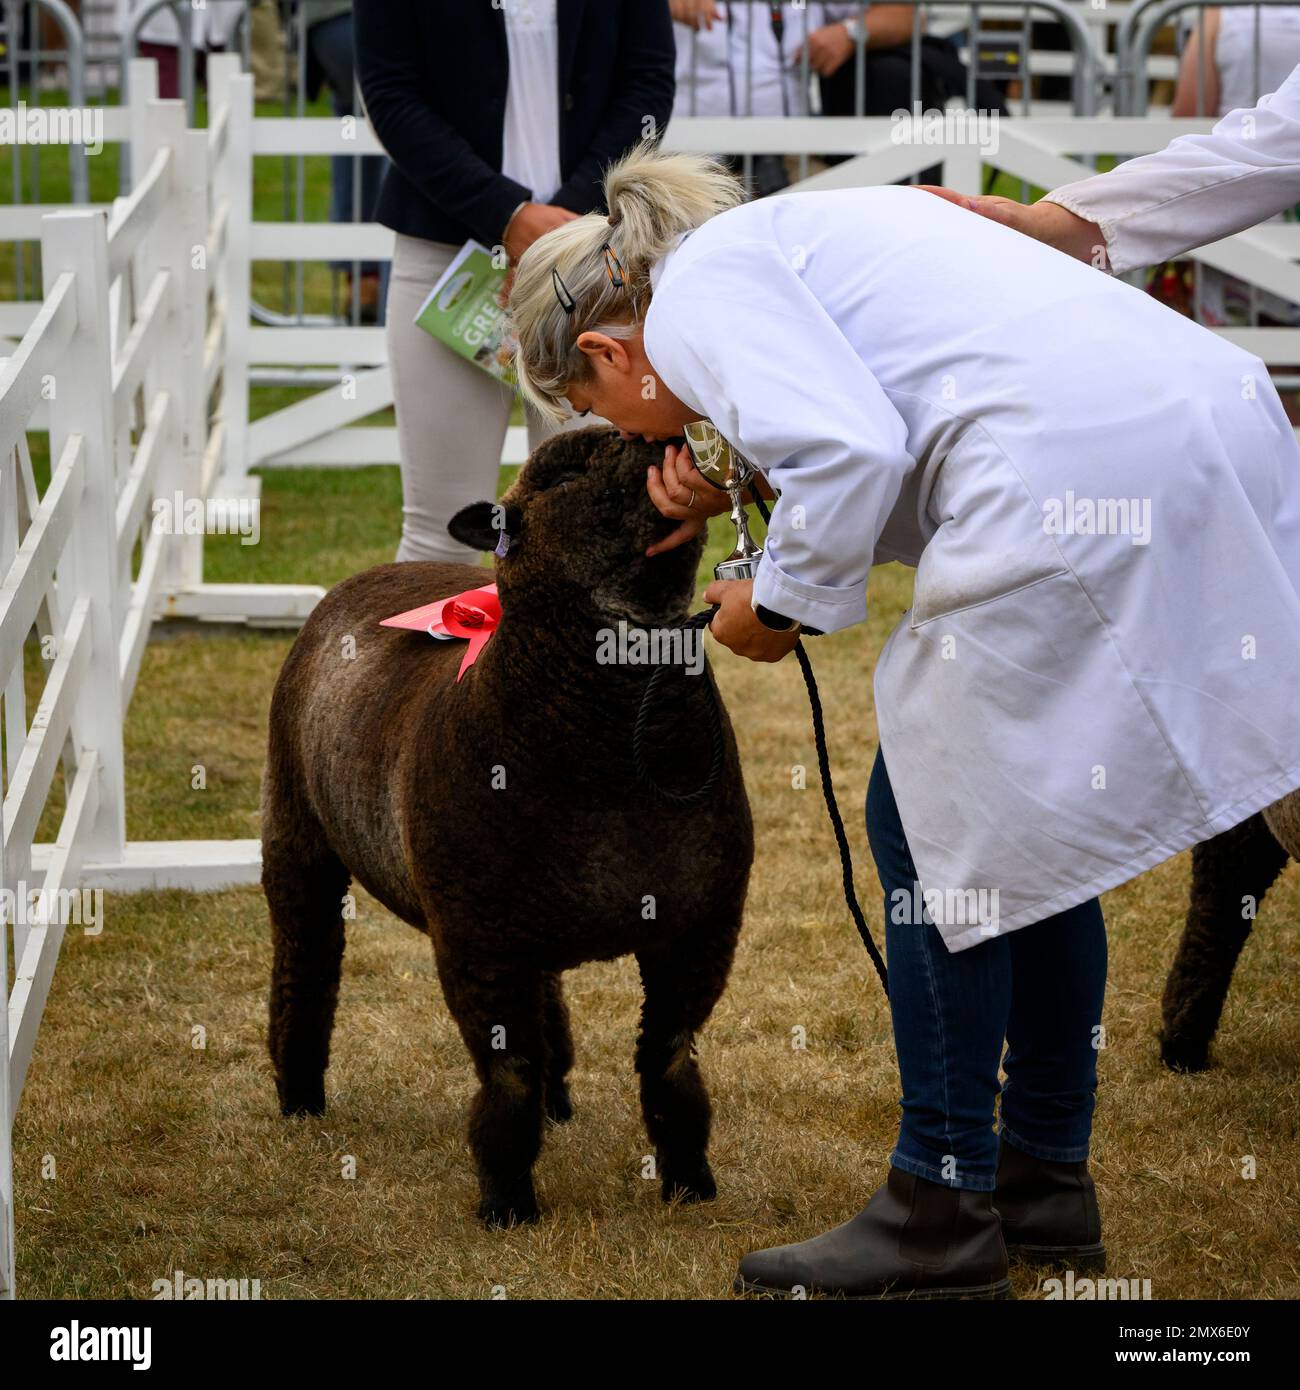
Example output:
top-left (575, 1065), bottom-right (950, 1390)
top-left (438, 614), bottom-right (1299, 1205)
top-left (645, 241), bottom-right (915, 635)
top-left (1041, 63), bottom-right (1300, 275)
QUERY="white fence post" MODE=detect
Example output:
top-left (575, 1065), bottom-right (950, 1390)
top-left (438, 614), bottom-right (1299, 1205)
top-left (174, 124), bottom-right (210, 593)
top-left (40, 211), bottom-right (127, 865)
top-left (135, 99), bottom-right (202, 600)
top-left (218, 73), bottom-right (254, 495)
top-left (125, 56), bottom-right (159, 187)
top-left (204, 53), bottom-right (243, 499)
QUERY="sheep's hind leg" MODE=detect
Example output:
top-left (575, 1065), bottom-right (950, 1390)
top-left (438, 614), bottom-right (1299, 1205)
top-left (1160, 814), bottom-right (1287, 1072)
top-left (635, 920), bottom-right (739, 1205)
top-left (542, 972), bottom-right (575, 1124)
top-left (439, 954), bottom-right (547, 1227)
top-left (265, 833), bottom-right (351, 1117)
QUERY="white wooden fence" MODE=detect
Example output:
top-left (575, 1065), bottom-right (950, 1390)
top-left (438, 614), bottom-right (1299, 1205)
top-left (225, 101), bottom-right (1300, 496)
top-left (0, 57), bottom-right (323, 1300)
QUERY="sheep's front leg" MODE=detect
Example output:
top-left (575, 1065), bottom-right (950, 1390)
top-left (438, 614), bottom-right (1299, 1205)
top-left (635, 921), bottom-right (739, 1205)
top-left (438, 952), bottom-right (547, 1227)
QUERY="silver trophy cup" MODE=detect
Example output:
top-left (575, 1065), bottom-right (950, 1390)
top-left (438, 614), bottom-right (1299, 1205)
top-left (682, 420), bottom-right (763, 583)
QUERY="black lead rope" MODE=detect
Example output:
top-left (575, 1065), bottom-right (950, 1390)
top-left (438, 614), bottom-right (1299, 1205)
top-left (789, 635), bottom-right (889, 996)
top-left (633, 603), bottom-right (890, 997)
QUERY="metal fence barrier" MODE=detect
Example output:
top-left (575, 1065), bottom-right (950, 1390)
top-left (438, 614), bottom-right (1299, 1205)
top-left (676, 1), bottom-right (1099, 119)
top-left (1, 0), bottom-right (89, 307)
top-left (7, 4), bottom-right (1300, 387)
top-left (1117, 0), bottom-right (1299, 115)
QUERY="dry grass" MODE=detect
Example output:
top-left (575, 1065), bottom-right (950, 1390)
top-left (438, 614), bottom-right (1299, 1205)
top-left (12, 562), bottom-right (1300, 1300)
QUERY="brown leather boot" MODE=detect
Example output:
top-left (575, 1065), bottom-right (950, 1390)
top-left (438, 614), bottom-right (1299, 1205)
top-left (994, 1137), bottom-right (1105, 1271)
top-left (734, 1167), bottom-right (1010, 1299)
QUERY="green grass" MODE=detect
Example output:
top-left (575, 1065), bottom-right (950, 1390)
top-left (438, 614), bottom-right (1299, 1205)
top-left (13, 534), bottom-right (1300, 1300)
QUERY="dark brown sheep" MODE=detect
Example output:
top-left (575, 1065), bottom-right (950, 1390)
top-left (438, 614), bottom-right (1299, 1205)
top-left (262, 426), bottom-right (753, 1226)
top-left (1159, 791), bottom-right (1297, 1072)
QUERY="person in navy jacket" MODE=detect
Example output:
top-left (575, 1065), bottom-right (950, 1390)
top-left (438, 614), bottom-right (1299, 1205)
top-left (355, 0), bottom-right (676, 564)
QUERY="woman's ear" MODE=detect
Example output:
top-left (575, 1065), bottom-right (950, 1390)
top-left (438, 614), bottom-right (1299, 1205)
top-left (447, 501), bottom-right (524, 554)
top-left (575, 330), bottom-right (630, 371)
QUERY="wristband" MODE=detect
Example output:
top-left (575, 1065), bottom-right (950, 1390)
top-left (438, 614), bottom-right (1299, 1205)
top-left (754, 603), bottom-right (800, 633)
top-left (754, 603), bottom-right (824, 637)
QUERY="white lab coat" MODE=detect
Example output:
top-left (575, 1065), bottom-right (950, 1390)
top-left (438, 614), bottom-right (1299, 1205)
top-left (1045, 62), bottom-right (1300, 275)
top-left (643, 186), bottom-right (1300, 950)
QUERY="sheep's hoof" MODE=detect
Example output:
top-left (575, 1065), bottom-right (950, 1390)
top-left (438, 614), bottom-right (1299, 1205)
top-left (276, 1076), bottom-right (326, 1116)
top-left (661, 1158), bottom-right (717, 1205)
top-left (477, 1186), bottom-right (541, 1230)
top-left (545, 1086), bottom-right (574, 1125)
top-left (1159, 1035), bottom-right (1212, 1073)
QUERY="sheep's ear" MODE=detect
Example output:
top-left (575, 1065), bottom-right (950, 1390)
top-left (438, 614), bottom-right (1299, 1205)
top-left (447, 501), bottom-right (524, 555)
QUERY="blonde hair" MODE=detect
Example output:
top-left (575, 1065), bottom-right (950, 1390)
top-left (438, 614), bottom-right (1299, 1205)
top-left (508, 142), bottom-right (746, 422)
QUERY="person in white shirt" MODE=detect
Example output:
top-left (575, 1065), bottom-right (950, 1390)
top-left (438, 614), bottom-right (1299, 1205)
top-left (669, 4), bottom-right (975, 191)
top-left (1165, 7), bottom-right (1300, 324)
top-left (507, 143), bottom-right (1300, 1297)
top-left (670, 1), bottom-right (870, 119)
top-left (1171, 4), bottom-right (1300, 118)
top-left (670, 2), bottom-right (871, 194)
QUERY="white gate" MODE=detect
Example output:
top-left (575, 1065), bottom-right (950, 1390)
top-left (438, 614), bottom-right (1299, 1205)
top-left (0, 65), bottom-right (322, 1299)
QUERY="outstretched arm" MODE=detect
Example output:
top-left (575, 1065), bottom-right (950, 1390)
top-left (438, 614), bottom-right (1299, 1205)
top-left (1042, 66), bottom-right (1300, 274)
top-left (918, 61), bottom-right (1300, 276)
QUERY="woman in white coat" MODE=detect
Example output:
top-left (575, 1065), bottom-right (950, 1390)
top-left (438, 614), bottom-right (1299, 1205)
top-left (507, 145), bottom-right (1300, 1298)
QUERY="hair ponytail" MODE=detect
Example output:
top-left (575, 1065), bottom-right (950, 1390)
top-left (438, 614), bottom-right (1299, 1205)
top-left (602, 142), bottom-right (744, 268)
top-left (508, 141), bottom-right (745, 421)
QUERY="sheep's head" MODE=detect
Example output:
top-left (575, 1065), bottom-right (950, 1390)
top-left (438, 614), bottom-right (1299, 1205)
top-left (448, 426), bottom-right (706, 628)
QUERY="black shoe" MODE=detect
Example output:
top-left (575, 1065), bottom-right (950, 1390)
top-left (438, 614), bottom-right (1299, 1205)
top-left (994, 1137), bottom-right (1105, 1272)
top-left (735, 1166), bottom-right (1011, 1299)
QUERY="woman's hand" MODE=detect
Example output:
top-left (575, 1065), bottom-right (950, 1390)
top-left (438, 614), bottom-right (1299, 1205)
top-left (704, 579), bottom-right (800, 662)
top-left (504, 202), bottom-right (579, 263)
top-left (645, 442), bottom-right (732, 557)
top-left (913, 186), bottom-right (1108, 268)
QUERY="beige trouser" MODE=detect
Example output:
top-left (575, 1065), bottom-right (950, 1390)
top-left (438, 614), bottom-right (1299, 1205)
top-left (248, 1), bottom-right (285, 104)
top-left (386, 232), bottom-right (586, 564)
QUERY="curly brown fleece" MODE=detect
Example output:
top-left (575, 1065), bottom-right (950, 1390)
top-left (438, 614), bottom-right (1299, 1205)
top-left (262, 427), bottom-right (754, 1226)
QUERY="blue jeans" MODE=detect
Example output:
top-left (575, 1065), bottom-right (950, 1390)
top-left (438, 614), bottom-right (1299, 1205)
top-left (865, 750), bottom-right (1107, 1192)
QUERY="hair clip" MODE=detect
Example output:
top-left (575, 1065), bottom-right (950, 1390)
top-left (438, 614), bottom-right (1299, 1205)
top-left (602, 242), bottom-right (626, 288)
top-left (551, 266), bottom-right (576, 316)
